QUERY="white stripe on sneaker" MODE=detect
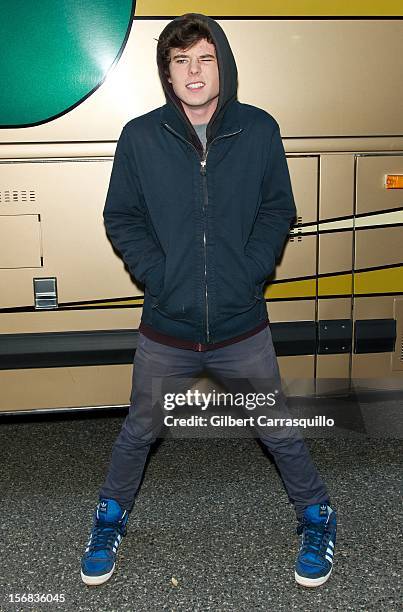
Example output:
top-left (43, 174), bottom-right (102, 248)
top-left (325, 554), bottom-right (333, 564)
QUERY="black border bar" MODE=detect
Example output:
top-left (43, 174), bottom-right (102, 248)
top-left (0, 318), bottom-right (397, 369)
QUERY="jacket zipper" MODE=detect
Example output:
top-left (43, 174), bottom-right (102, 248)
top-left (163, 123), bottom-right (242, 347)
top-left (200, 152), bottom-right (209, 342)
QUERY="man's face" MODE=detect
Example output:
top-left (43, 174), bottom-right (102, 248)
top-left (167, 38), bottom-right (219, 117)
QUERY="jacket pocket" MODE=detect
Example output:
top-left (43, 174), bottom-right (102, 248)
top-left (245, 259), bottom-right (262, 300)
top-left (214, 254), bottom-right (263, 320)
top-left (145, 258), bottom-right (166, 298)
top-left (151, 259), bottom-right (196, 322)
top-left (244, 250), bottom-right (275, 286)
top-left (151, 292), bottom-right (195, 322)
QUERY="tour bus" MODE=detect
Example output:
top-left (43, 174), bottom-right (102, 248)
top-left (0, 1), bottom-right (402, 413)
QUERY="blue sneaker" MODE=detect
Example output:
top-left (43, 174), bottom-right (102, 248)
top-left (81, 498), bottom-right (129, 586)
top-left (295, 502), bottom-right (337, 587)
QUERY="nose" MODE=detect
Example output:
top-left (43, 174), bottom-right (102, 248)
top-left (188, 57), bottom-right (201, 75)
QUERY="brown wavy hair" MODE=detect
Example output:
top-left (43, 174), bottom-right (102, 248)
top-left (157, 14), bottom-right (214, 78)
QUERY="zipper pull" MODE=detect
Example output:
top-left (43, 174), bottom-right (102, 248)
top-left (200, 159), bottom-right (206, 175)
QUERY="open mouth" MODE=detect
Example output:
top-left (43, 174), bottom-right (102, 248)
top-left (186, 82), bottom-right (205, 90)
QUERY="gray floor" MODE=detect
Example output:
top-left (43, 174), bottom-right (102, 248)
top-left (0, 405), bottom-right (402, 612)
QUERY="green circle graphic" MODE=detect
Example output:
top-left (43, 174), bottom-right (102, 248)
top-left (0, 0), bottom-right (134, 127)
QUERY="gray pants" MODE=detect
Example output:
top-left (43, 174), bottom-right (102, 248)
top-left (99, 327), bottom-right (329, 518)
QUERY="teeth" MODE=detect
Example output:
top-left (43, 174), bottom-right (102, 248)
top-left (187, 82), bottom-right (204, 89)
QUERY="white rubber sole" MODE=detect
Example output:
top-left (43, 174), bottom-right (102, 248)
top-left (295, 566), bottom-right (332, 587)
top-left (81, 563), bottom-right (115, 586)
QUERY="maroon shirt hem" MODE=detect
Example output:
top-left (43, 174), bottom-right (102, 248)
top-left (138, 319), bottom-right (269, 352)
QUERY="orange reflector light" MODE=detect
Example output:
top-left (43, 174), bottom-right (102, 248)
top-left (385, 174), bottom-right (403, 189)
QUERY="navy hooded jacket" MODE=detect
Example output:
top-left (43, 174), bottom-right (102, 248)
top-left (103, 14), bottom-right (296, 350)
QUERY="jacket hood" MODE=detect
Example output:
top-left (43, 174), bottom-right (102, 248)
top-left (157, 14), bottom-right (238, 150)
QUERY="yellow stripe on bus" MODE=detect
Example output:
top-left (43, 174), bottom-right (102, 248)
top-left (264, 266), bottom-right (402, 300)
top-left (265, 278), bottom-right (316, 299)
top-left (264, 274), bottom-right (353, 300)
top-left (65, 265), bottom-right (402, 308)
top-left (63, 298), bottom-right (144, 308)
top-left (319, 274), bottom-right (353, 296)
top-left (354, 265), bottom-right (403, 295)
top-left (135, 1), bottom-right (403, 17)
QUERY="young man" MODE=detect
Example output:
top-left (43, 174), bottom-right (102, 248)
top-left (81, 14), bottom-right (337, 588)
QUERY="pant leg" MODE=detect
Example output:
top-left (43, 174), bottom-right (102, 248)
top-left (205, 326), bottom-right (329, 518)
top-left (99, 333), bottom-right (203, 511)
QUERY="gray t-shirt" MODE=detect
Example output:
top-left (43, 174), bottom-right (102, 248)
top-left (193, 123), bottom-right (207, 151)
